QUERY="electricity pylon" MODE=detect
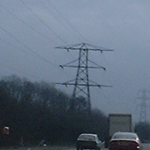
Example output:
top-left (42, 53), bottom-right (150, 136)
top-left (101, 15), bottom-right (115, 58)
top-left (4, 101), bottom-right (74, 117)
top-left (56, 43), bottom-right (113, 111)
top-left (137, 89), bottom-right (150, 122)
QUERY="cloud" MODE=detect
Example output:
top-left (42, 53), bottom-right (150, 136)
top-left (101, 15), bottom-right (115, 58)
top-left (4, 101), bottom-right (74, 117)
top-left (0, 0), bottom-right (150, 122)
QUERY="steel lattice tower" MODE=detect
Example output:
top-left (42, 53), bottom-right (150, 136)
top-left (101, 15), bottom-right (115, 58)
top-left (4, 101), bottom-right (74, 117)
top-left (138, 89), bottom-right (150, 122)
top-left (56, 43), bottom-right (113, 111)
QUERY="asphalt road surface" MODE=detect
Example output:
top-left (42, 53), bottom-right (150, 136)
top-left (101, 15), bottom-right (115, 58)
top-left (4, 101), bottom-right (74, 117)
top-left (32, 143), bottom-right (150, 150)
top-left (2, 143), bottom-right (150, 150)
top-left (49, 143), bottom-right (150, 150)
top-left (140, 143), bottom-right (150, 150)
top-left (70, 143), bottom-right (150, 150)
top-left (100, 143), bottom-right (150, 150)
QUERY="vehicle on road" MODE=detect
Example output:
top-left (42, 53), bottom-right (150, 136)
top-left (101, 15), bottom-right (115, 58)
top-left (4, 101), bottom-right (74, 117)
top-left (108, 114), bottom-right (133, 137)
top-left (105, 113), bottom-right (133, 148)
top-left (109, 131), bottom-right (142, 150)
top-left (76, 133), bottom-right (102, 150)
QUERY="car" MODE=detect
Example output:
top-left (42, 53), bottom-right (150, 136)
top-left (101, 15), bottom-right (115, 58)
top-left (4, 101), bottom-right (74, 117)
top-left (109, 132), bottom-right (142, 150)
top-left (76, 133), bottom-right (102, 150)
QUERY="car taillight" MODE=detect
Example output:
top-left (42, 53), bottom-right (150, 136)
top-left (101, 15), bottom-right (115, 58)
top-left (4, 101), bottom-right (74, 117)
top-left (109, 141), bottom-right (117, 148)
top-left (130, 141), bottom-right (140, 149)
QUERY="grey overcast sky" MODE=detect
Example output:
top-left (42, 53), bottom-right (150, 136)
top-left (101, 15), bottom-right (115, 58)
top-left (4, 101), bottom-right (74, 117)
top-left (0, 0), bottom-right (150, 123)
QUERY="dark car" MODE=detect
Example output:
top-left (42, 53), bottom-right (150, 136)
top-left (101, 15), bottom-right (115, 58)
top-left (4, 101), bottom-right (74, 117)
top-left (76, 133), bottom-right (102, 150)
top-left (109, 132), bottom-right (142, 150)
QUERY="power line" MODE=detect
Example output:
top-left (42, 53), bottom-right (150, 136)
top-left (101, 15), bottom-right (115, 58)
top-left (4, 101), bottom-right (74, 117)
top-left (0, 2), bottom-right (76, 66)
top-left (46, 0), bottom-right (90, 43)
top-left (0, 37), bottom-right (55, 81)
top-left (0, 25), bottom-right (56, 66)
top-left (0, 3), bottom-right (54, 42)
top-left (20, 0), bottom-right (91, 62)
top-left (0, 1), bottom-right (90, 82)
top-left (1, 30), bottom-right (79, 82)
top-left (0, 60), bottom-right (43, 81)
top-left (0, 37), bottom-right (30, 56)
top-left (36, 1), bottom-right (78, 60)
top-left (0, 27), bottom-right (78, 83)
top-left (20, 0), bottom-right (67, 44)
top-left (0, 36), bottom-right (76, 82)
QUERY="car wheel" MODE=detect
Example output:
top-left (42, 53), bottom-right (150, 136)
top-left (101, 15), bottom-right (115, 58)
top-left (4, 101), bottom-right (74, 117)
top-left (77, 147), bottom-right (82, 150)
top-left (96, 147), bottom-right (100, 150)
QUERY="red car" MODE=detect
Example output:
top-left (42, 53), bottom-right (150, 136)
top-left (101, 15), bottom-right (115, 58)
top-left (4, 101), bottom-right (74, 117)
top-left (109, 132), bottom-right (142, 150)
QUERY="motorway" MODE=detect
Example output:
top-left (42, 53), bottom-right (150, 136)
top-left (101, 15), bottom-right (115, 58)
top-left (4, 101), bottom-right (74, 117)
top-left (61, 143), bottom-right (150, 150)
top-left (100, 143), bottom-right (150, 150)
top-left (51, 143), bottom-right (150, 150)
top-left (138, 143), bottom-right (150, 150)
top-left (8, 143), bottom-right (150, 150)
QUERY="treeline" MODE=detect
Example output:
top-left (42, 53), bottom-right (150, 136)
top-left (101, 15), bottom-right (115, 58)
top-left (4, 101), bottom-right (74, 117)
top-left (0, 75), bottom-right (108, 146)
top-left (135, 122), bottom-right (150, 142)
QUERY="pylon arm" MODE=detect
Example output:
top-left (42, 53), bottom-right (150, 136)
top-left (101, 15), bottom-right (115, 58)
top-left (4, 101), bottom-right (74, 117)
top-left (60, 65), bottom-right (105, 69)
top-left (88, 60), bottom-right (106, 70)
top-left (59, 47), bottom-right (113, 52)
top-left (55, 82), bottom-right (112, 88)
top-left (59, 58), bottom-right (79, 68)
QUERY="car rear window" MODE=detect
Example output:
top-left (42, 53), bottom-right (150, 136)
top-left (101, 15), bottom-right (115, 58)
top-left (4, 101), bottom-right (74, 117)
top-left (78, 134), bottom-right (96, 141)
top-left (112, 133), bottom-right (137, 140)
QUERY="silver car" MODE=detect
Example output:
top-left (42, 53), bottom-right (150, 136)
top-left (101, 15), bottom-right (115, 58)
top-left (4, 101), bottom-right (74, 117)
top-left (76, 133), bottom-right (102, 150)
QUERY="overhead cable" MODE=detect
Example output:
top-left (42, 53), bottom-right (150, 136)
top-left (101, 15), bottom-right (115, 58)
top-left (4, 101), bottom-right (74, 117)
top-left (20, 0), bottom-right (67, 44)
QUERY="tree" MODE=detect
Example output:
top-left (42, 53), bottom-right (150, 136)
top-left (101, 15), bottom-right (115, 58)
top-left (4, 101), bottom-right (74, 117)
top-left (0, 75), bottom-right (109, 146)
top-left (135, 122), bottom-right (150, 142)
